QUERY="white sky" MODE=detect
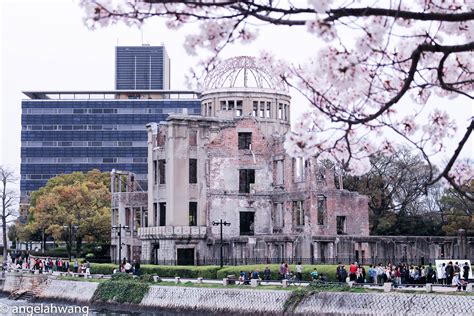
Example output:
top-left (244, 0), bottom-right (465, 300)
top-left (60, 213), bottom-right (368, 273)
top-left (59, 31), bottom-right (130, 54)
top-left (1, 0), bottom-right (472, 193)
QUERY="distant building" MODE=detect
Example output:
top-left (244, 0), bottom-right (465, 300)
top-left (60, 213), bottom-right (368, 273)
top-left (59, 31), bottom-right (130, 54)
top-left (115, 45), bottom-right (170, 90)
top-left (20, 46), bottom-right (198, 205)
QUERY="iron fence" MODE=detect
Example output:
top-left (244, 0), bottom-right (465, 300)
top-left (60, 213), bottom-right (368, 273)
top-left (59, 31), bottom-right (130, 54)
top-left (138, 256), bottom-right (470, 266)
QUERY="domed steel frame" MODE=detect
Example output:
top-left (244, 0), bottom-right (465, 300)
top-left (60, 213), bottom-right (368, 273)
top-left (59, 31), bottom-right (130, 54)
top-left (203, 56), bottom-right (288, 92)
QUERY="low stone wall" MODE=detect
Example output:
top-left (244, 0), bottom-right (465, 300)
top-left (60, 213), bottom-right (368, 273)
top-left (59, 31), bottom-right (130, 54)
top-left (141, 286), bottom-right (289, 313)
top-left (2, 273), bottom-right (474, 315)
top-left (2, 273), bottom-right (47, 293)
top-left (294, 292), bottom-right (474, 315)
top-left (38, 279), bottom-right (98, 304)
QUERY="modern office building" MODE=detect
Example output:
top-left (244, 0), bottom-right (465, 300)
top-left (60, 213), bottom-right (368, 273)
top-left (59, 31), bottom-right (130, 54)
top-left (20, 90), bottom-right (200, 203)
top-left (116, 46), bottom-right (170, 90)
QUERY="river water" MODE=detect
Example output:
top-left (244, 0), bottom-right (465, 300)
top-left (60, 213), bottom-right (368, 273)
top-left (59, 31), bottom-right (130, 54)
top-left (0, 296), bottom-right (208, 316)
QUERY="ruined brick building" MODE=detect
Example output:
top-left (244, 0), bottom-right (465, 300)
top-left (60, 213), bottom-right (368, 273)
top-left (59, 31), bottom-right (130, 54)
top-left (111, 57), bottom-right (471, 265)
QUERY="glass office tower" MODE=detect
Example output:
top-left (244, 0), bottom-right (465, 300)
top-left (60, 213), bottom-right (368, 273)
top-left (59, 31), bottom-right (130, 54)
top-left (116, 45), bottom-right (170, 90)
top-left (20, 91), bottom-right (200, 202)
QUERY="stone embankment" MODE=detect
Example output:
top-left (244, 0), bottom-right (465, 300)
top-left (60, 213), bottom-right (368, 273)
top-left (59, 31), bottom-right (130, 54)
top-left (1, 273), bottom-right (474, 315)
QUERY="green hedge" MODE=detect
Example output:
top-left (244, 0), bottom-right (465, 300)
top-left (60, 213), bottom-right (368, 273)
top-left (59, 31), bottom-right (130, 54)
top-left (90, 263), bottom-right (221, 279)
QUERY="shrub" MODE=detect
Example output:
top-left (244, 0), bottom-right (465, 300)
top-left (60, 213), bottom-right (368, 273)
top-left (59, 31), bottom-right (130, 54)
top-left (111, 272), bottom-right (134, 281)
top-left (85, 253), bottom-right (95, 259)
top-left (93, 280), bottom-right (148, 304)
top-left (138, 274), bottom-right (155, 283)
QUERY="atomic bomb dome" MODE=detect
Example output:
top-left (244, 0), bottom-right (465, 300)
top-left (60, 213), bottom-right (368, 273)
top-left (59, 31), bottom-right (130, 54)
top-left (200, 56), bottom-right (291, 129)
top-left (203, 56), bottom-right (288, 93)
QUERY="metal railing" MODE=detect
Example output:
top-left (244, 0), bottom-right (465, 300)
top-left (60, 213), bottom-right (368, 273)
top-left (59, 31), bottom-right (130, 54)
top-left (139, 257), bottom-right (469, 266)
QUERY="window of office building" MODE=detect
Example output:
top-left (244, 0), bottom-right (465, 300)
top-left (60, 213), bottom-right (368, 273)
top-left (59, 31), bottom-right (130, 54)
top-left (158, 159), bottom-right (166, 184)
top-left (189, 202), bottom-right (197, 226)
top-left (252, 101), bottom-right (258, 116)
top-left (239, 169), bottom-right (255, 193)
top-left (293, 201), bottom-right (305, 226)
top-left (159, 202), bottom-right (166, 226)
top-left (189, 159), bottom-right (197, 184)
top-left (240, 212), bottom-right (255, 236)
top-left (238, 132), bottom-right (252, 150)
top-left (153, 203), bottom-right (158, 226)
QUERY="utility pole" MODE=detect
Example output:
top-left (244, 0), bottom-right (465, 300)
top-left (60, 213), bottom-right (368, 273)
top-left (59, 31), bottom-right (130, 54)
top-left (212, 219), bottom-right (230, 268)
top-left (112, 224), bottom-right (129, 264)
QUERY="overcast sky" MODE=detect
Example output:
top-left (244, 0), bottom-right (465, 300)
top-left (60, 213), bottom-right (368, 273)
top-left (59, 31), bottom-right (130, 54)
top-left (1, 0), bottom-right (472, 192)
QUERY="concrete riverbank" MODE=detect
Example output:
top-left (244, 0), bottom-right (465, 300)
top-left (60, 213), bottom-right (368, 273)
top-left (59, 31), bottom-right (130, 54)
top-left (1, 272), bottom-right (474, 315)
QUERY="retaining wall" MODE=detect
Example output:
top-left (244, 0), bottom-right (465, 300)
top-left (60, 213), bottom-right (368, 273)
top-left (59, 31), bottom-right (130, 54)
top-left (2, 273), bottom-right (474, 315)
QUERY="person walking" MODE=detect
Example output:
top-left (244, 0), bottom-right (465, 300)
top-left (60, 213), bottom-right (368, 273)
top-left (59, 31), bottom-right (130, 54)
top-left (295, 262), bottom-right (303, 281)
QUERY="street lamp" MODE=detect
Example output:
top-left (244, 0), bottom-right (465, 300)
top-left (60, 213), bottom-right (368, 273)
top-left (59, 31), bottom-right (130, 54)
top-left (63, 224), bottom-right (79, 261)
top-left (112, 224), bottom-right (129, 264)
top-left (212, 219), bottom-right (231, 268)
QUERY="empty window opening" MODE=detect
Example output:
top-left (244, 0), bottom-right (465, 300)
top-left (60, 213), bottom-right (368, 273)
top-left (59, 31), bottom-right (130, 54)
top-left (266, 102), bottom-right (271, 118)
top-left (336, 216), bottom-right (346, 235)
top-left (294, 157), bottom-right (305, 182)
top-left (153, 160), bottom-right (158, 184)
top-left (153, 203), bottom-right (158, 226)
top-left (239, 169), bottom-right (255, 193)
top-left (259, 101), bottom-right (265, 117)
top-left (293, 201), bottom-right (305, 226)
top-left (189, 130), bottom-right (197, 146)
top-left (236, 100), bottom-right (243, 116)
top-left (238, 132), bottom-right (252, 150)
top-left (125, 207), bottom-right (131, 227)
top-left (189, 202), bottom-right (197, 226)
top-left (134, 207), bottom-right (141, 229)
top-left (189, 159), bottom-right (197, 184)
top-left (317, 195), bottom-right (327, 225)
top-left (158, 159), bottom-right (166, 184)
top-left (273, 203), bottom-right (284, 229)
top-left (240, 212), bottom-right (255, 236)
top-left (159, 202), bottom-right (166, 226)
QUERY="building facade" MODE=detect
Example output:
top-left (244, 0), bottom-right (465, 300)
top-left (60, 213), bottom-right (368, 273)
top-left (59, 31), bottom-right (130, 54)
top-left (20, 91), bottom-right (200, 203)
top-left (20, 45), bottom-right (198, 206)
top-left (116, 45), bottom-right (170, 90)
top-left (111, 57), bottom-right (474, 265)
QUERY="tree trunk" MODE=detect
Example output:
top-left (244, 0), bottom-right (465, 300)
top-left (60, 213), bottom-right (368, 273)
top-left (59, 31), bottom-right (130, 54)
top-left (2, 177), bottom-right (8, 261)
top-left (42, 229), bottom-right (46, 253)
top-left (76, 236), bottom-right (82, 258)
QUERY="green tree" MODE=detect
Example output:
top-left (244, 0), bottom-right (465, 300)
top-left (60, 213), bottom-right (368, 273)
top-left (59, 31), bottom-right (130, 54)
top-left (440, 188), bottom-right (474, 236)
top-left (26, 170), bottom-right (111, 257)
top-left (343, 148), bottom-right (443, 235)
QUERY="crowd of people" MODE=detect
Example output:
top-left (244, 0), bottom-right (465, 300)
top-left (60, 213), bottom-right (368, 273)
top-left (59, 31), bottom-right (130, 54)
top-left (112, 258), bottom-right (141, 276)
top-left (7, 251), bottom-right (91, 274)
top-left (336, 261), bottom-right (471, 291)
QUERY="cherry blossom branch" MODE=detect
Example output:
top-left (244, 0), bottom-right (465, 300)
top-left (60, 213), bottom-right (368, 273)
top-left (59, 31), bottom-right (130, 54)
top-left (347, 41), bottom-right (474, 125)
top-left (325, 8), bottom-right (474, 23)
top-left (437, 52), bottom-right (473, 99)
